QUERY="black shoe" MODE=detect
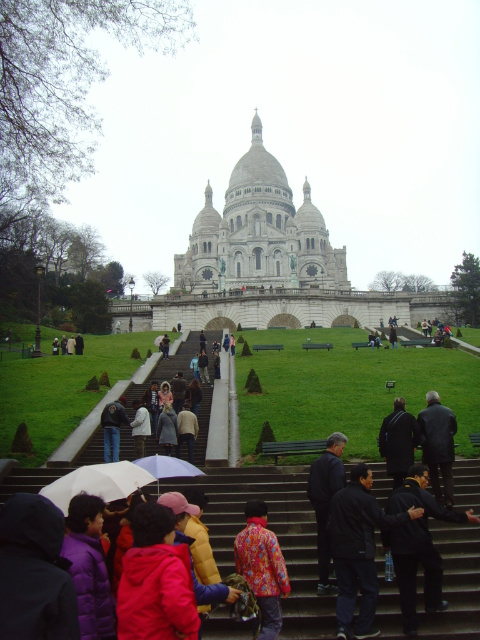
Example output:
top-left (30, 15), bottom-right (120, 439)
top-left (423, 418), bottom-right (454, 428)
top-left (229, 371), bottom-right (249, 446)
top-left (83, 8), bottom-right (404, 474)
top-left (426, 600), bottom-right (449, 613)
top-left (336, 629), bottom-right (349, 640)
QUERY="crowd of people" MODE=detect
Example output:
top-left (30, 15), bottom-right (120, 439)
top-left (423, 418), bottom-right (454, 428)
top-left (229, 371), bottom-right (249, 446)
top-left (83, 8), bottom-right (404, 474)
top-left (307, 391), bottom-right (480, 639)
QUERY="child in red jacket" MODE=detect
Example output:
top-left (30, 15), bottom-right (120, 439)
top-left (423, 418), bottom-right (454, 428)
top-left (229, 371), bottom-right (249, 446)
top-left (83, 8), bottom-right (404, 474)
top-left (116, 502), bottom-right (200, 640)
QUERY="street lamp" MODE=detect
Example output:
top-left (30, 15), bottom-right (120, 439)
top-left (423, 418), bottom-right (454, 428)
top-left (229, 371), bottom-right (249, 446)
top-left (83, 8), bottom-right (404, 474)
top-left (128, 277), bottom-right (135, 333)
top-left (32, 264), bottom-right (44, 358)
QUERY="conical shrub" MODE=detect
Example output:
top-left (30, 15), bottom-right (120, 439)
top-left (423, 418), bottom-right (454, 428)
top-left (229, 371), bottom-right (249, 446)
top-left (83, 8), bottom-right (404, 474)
top-left (237, 334), bottom-right (245, 343)
top-left (146, 348), bottom-right (153, 358)
top-left (99, 371), bottom-right (110, 387)
top-left (245, 369), bottom-right (256, 388)
top-left (456, 328), bottom-right (463, 338)
top-left (443, 336), bottom-right (453, 349)
top-left (255, 420), bottom-right (276, 454)
top-left (130, 347), bottom-right (141, 359)
top-left (85, 375), bottom-right (100, 391)
top-left (247, 373), bottom-right (262, 394)
top-left (11, 422), bottom-right (34, 455)
top-left (241, 341), bottom-right (253, 357)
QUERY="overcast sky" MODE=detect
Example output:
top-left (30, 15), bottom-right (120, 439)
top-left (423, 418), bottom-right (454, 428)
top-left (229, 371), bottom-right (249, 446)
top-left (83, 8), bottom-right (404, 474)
top-left (51, 0), bottom-right (480, 295)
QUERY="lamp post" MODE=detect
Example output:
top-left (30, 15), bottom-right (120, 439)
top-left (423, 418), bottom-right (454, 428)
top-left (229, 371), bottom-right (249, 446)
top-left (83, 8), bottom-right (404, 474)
top-left (128, 277), bottom-right (135, 333)
top-left (33, 264), bottom-right (44, 358)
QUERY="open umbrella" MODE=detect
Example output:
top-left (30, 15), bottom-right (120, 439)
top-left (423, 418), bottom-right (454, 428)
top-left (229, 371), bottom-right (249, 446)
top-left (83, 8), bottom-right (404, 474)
top-left (154, 335), bottom-right (163, 347)
top-left (38, 461), bottom-right (157, 516)
top-left (133, 454), bottom-right (206, 496)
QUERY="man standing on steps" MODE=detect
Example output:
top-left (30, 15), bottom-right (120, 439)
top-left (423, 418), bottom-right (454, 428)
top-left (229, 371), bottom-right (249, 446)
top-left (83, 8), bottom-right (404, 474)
top-left (198, 349), bottom-right (211, 386)
top-left (330, 463), bottom-right (424, 640)
top-left (142, 380), bottom-right (160, 437)
top-left (378, 397), bottom-right (421, 490)
top-left (382, 464), bottom-right (480, 638)
top-left (100, 396), bottom-right (131, 463)
top-left (417, 391), bottom-right (457, 508)
top-left (170, 371), bottom-right (187, 415)
top-left (307, 432), bottom-right (348, 596)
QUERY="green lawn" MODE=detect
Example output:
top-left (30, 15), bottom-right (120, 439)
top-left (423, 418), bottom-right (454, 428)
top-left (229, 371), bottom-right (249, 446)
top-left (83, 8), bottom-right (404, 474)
top-left (235, 328), bottom-right (480, 465)
top-left (0, 325), bottom-right (171, 466)
top-left (1, 324), bottom-right (479, 467)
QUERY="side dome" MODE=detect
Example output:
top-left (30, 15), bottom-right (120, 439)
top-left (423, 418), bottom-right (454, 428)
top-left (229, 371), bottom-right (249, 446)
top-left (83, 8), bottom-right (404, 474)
top-left (295, 178), bottom-right (326, 230)
top-left (192, 181), bottom-right (222, 235)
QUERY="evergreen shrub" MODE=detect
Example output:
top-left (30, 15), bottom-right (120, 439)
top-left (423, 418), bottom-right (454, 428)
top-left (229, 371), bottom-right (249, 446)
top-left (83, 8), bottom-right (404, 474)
top-left (241, 341), bottom-right (253, 356)
top-left (443, 336), bottom-right (453, 349)
top-left (237, 334), bottom-right (245, 343)
top-left (99, 371), bottom-right (110, 387)
top-left (245, 369), bottom-right (256, 388)
top-left (85, 376), bottom-right (100, 391)
top-left (131, 348), bottom-right (141, 359)
top-left (247, 373), bottom-right (262, 394)
top-left (255, 420), bottom-right (276, 454)
top-left (11, 422), bottom-right (34, 455)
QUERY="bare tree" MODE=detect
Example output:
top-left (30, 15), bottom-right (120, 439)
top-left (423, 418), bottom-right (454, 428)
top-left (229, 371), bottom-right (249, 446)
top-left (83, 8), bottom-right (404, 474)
top-left (368, 271), bottom-right (406, 292)
top-left (1, 1), bottom-right (196, 202)
top-left (143, 271), bottom-right (170, 295)
top-left (402, 274), bottom-right (438, 293)
top-left (68, 225), bottom-right (105, 281)
top-left (39, 216), bottom-right (76, 285)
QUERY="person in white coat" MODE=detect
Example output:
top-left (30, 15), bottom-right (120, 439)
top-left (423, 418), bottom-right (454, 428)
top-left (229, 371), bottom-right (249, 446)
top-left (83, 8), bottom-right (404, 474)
top-left (131, 399), bottom-right (151, 459)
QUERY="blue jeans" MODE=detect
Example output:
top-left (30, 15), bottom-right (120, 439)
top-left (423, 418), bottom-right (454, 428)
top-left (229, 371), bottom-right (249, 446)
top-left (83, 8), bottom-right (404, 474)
top-left (253, 596), bottom-right (282, 640)
top-left (104, 427), bottom-right (120, 463)
top-left (177, 433), bottom-right (195, 464)
top-left (334, 558), bottom-right (379, 637)
top-left (392, 341), bottom-right (398, 349)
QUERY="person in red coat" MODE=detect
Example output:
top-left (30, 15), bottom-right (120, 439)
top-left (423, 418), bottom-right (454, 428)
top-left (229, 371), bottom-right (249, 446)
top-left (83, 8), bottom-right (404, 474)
top-left (116, 502), bottom-right (200, 640)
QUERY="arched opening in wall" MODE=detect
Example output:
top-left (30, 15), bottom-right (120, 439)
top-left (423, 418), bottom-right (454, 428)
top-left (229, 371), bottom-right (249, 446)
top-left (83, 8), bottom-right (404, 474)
top-left (237, 262), bottom-right (241, 277)
top-left (331, 314), bottom-right (358, 328)
top-left (230, 219), bottom-right (234, 233)
top-left (276, 214), bottom-right (282, 229)
top-left (276, 261), bottom-right (280, 276)
top-left (267, 212), bottom-right (273, 225)
top-left (268, 313), bottom-right (302, 329)
top-left (236, 215), bottom-right (242, 230)
top-left (254, 216), bottom-right (261, 236)
top-left (205, 317), bottom-right (236, 332)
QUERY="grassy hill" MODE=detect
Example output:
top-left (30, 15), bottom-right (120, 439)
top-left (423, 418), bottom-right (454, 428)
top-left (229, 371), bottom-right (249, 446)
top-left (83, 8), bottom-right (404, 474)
top-left (235, 328), bottom-right (480, 464)
top-left (0, 324), bottom-right (478, 467)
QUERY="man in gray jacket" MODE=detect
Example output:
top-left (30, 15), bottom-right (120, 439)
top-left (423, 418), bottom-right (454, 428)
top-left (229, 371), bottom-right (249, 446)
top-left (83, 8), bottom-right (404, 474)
top-left (417, 391), bottom-right (457, 508)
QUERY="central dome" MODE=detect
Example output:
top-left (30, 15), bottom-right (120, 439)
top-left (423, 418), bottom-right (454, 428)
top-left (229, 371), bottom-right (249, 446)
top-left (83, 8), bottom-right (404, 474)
top-left (228, 113), bottom-right (290, 191)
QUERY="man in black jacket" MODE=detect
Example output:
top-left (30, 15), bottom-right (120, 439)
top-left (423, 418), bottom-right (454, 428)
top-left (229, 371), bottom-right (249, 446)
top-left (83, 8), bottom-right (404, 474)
top-left (0, 493), bottom-right (80, 640)
top-left (417, 390), bottom-right (457, 508)
top-left (307, 432), bottom-right (348, 596)
top-left (379, 397), bottom-right (421, 489)
top-left (330, 463), bottom-right (424, 640)
top-left (100, 396), bottom-right (131, 463)
top-left (383, 464), bottom-right (480, 637)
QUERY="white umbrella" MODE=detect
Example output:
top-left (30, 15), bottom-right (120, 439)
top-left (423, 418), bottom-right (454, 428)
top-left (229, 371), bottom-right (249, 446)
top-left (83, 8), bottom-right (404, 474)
top-left (38, 461), bottom-right (157, 516)
top-left (133, 454), bottom-right (206, 496)
top-left (154, 335), bottom-right (163, 347)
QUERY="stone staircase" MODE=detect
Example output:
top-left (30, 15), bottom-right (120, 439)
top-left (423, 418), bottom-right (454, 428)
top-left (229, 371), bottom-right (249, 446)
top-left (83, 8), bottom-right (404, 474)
top-left (73, 330), bottom-right (219, 468)
top-left (1, 461), bottom-right (478, 639)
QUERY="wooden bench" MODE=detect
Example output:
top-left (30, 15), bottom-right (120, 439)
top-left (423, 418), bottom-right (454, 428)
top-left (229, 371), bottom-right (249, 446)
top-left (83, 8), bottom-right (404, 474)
top-left (469, 433), bottom-right (480, 447)
top-left (400, 340), bottom-right (435, 348)
top-left (352, 342), bottom-right (380, 350)
top-left (261, 440), bottom-right (328, 465)
top-left (376, 436), bottom-right (422, 450)
top-left (252, 344), bottom-right (284, 352)
top-left (302, 343), bottom-right (333, 351)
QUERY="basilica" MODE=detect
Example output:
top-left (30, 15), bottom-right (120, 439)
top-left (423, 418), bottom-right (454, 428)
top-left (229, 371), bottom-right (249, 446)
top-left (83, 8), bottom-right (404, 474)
top-left (174, 112), bottom-right (350, 293)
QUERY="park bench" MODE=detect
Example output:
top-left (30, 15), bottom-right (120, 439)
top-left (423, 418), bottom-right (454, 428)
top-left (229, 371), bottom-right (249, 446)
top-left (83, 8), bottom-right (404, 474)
top-left (302, 343), bottom-right (334, 351)
top-left (352, 342), bottom-right (380, 350)
top-left (252, 344), bottom-right (284, 352)
top-left (400, 340), bottom-right (435, 348)
top-left (469, 433), bottom-right (480, 447)
top-left (269, 326), bottom-right (286, 330)
top-left (261, 439), bottom-right (328, 465)
top-left (240, 327), bottom-right (257, 331)
top-left (376, 436), bottom-right (422, 450)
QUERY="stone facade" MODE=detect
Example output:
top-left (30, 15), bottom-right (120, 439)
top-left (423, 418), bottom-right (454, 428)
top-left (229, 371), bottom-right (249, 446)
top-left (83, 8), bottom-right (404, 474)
top-left (174, 112), bottom-right (350, 294)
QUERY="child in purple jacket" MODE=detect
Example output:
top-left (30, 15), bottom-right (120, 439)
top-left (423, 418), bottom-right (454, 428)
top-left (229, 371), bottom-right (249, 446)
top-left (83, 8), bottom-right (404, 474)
top-left (62, 494), bottom-right (116, 640)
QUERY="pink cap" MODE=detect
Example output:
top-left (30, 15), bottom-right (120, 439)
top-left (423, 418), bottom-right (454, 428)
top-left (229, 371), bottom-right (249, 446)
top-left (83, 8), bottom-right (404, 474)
top-left (157, 491), bottom-right (200, 516)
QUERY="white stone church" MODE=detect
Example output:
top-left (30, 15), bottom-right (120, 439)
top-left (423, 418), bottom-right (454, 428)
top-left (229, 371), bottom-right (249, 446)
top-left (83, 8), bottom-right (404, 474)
top-left (174, 112), bottom-right (350, 293)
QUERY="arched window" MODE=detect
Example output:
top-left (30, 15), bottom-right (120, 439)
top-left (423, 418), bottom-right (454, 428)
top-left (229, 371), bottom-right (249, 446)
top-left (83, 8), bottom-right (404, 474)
top-left (306, 238), bottom-right (310, 250)
top-left (253, 248), bottom-right (262, 270)
top-left (276, 261), bottom-right (281, 276)
top-left (203, 242), bottom-right (207, 253)
top-left (208, 241), bottom-right (212, 253)
top-left (237, 262), bottom-right (241, 277)
top-left (284, 216), bottom-right (288, 229)
top-left (236, 215), bottom-right (242, 230)
top-left (267, 212), bottom-right (273, 225)
top-left (311, 238), bottom-right (315, 249)
top-left (230, 219), bottom-right (234, 233)
top-left (276, 214), bottom-right (282, 229)
top-left (254, 216), bottom-right (260, 236)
